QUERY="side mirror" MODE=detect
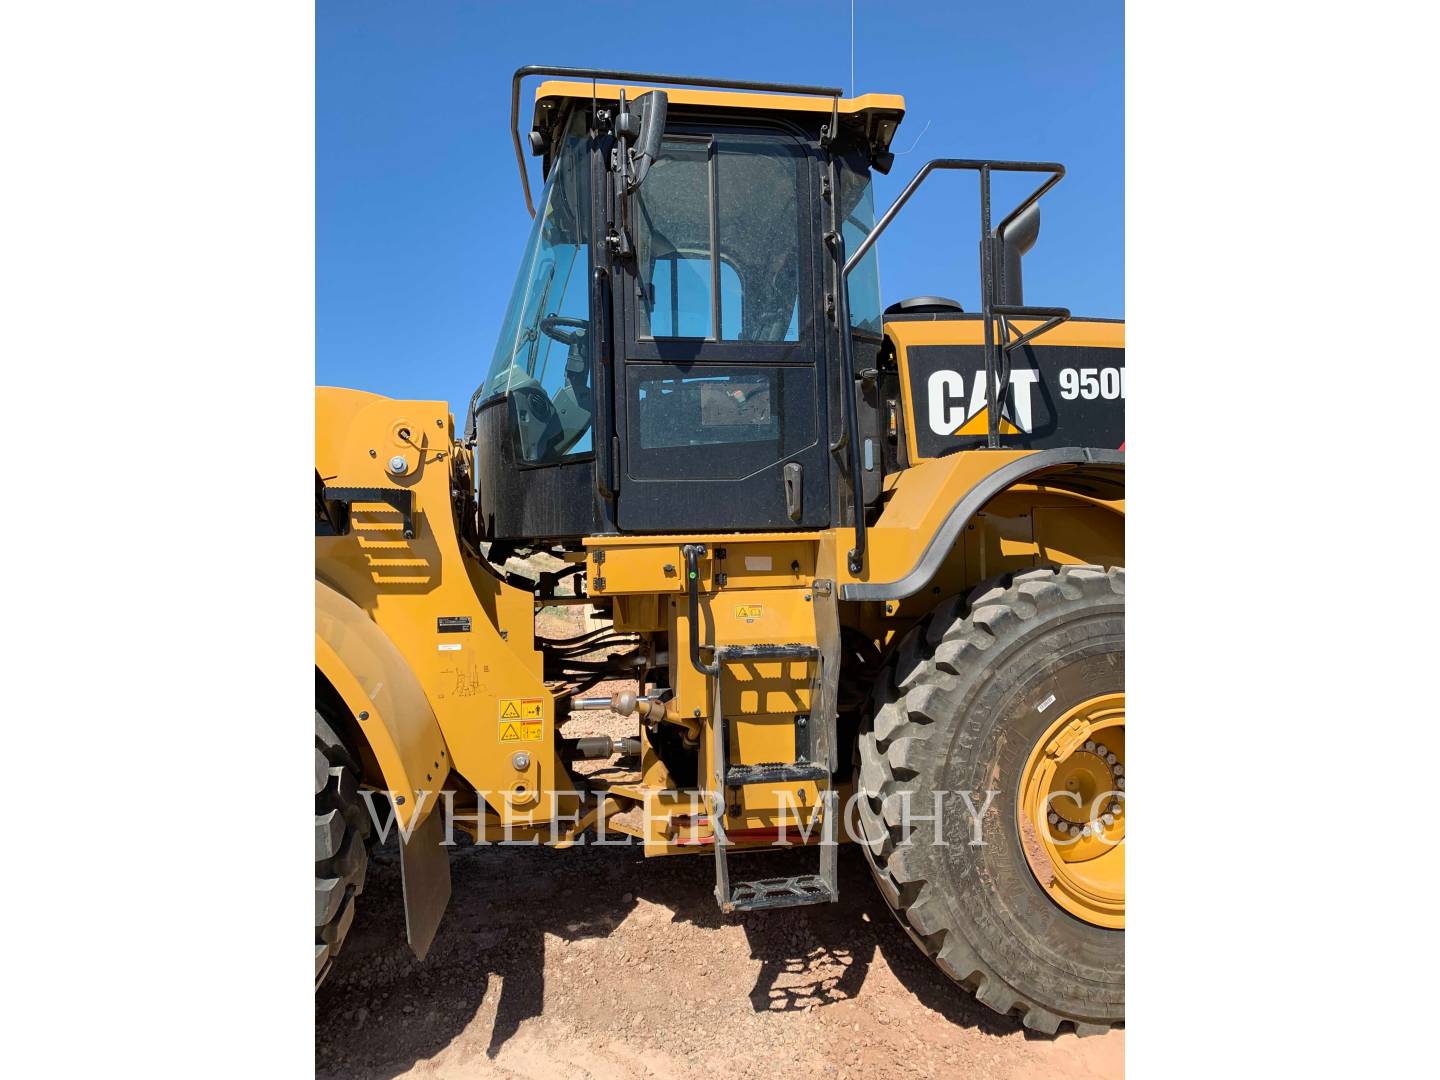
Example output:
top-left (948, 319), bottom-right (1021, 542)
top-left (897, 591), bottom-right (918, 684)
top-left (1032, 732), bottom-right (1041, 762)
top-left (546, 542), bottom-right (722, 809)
top-left (996, 202), bottom-right (1040, 306)
top-left (622, 90), bottom-right (668, 193)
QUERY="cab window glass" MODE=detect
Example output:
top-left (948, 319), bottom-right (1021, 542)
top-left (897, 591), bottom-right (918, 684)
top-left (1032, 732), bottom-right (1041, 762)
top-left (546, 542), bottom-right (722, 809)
top-left (482, 115), bottom-right (592, 461)
top-left (637, 134), bottom-right (802, 342)
top-left (636, 372), bottom-right (778, 450)
top-left (839, 159), bottom-right (882, 336)
top-left (649, 257), bottom-right (743, 338)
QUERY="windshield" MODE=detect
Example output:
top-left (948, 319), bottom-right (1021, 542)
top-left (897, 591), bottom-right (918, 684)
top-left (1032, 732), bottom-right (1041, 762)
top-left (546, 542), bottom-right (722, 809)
top-left (478, 114), bottom-right (592, 460)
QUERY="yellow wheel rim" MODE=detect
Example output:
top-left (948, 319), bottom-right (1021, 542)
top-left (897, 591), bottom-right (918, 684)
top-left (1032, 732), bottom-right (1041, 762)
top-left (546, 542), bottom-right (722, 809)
top-left (1017, 692), bottom-right (1125, 929)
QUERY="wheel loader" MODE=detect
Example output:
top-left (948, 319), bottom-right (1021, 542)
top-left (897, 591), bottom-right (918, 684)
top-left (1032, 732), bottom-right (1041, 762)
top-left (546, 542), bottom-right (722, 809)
top-left (316, 65), bottom-right (1124, 1035)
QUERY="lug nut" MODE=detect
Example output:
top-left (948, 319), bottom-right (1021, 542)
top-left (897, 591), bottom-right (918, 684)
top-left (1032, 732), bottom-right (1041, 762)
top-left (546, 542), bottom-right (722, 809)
top-left (1083, 741), bottom-right (1096, 753)
top-left (1095, 744), bottom-right (1108, 758)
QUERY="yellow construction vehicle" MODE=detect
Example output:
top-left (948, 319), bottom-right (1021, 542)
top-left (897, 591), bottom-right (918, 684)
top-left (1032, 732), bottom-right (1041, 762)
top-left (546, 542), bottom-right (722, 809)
top-left (316, 65), bottom-right (1124, 1035)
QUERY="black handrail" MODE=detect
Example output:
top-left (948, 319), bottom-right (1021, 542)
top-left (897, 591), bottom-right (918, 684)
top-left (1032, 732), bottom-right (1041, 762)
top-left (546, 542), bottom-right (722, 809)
top-left (843, 158), bottom-right (1065, 275)
top-left (591, 266), bottom-right (617, 500)
top-left (682, 544), bottom-right (719, 677)
top-left (834, 157), bottom-right (1070, 576)
top-left (995, 304), bottom-right (1070, 353)
top-left (511, 65), bottom-right (843, 217)
top-left (827, 155), bottom-right (867, 575)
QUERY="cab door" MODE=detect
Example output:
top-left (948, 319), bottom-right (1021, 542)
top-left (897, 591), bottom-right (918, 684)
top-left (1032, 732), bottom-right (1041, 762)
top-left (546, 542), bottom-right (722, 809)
top-left (612, 124), bottom-right (830, 532)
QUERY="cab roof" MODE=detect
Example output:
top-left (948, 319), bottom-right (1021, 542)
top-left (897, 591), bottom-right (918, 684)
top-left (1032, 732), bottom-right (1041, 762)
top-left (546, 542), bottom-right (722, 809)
top-left (511, 65), bottom-right (906, 215)
top-left (533, 79), bottom-right (905, 130)
top-left (531, 81), bottom-right (905, 170)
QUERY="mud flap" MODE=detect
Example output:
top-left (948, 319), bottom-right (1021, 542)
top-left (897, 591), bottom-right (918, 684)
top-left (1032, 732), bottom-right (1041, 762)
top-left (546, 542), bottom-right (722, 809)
top-left (399, 801), bottom-right (451, 961)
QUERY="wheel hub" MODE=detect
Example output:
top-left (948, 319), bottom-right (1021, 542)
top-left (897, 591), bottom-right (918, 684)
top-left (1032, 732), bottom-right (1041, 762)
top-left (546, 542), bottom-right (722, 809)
top-left (1017, 692), bottom-right (1124, 928)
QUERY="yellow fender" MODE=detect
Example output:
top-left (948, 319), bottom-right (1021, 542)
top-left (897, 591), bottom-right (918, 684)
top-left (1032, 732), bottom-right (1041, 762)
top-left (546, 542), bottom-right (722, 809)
top-left (840, 447), bottom-right (1123, 601)
top-left (315, 578), bottom-right (450, 831)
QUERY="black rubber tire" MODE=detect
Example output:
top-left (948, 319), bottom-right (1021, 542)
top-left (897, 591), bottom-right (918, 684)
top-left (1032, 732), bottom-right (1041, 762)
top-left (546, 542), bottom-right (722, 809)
top-left (854, 565), bottom-right (1125, 1035)
top-left (315, 710), bottom-right (371, 989)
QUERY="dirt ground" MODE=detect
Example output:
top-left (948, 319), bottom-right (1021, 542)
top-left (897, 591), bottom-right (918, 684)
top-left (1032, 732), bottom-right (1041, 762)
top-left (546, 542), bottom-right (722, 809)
top-left (315, 600), bottom-right (1122, 1079)
top-left (316, 839), bottom-right (1122, 1079)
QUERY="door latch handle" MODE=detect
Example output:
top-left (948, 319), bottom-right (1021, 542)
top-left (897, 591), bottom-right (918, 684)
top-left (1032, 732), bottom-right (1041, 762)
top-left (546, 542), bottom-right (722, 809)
top-left (783, 462), bottom-right (802, 523)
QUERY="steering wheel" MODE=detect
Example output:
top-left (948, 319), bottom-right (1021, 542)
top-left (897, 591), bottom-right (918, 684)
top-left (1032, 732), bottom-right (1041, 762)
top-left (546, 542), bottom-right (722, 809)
top-left (539, 313), bottom-right (589, 347)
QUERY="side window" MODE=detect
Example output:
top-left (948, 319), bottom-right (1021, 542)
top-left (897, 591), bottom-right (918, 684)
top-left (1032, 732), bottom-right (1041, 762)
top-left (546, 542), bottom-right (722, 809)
top-left (636, 139), bottom-right (713, 338)
top-left (636, 135), bottom-right (803, 343)
top-left (839, 159), bottom-right (883, 336)
top-left (625, 363), bottom-right (816, 481)
top-left (648, 256), bottom-right (742, 338)
top-left (716, 138), bottom-right (801, 341)
top-left (636, 372), bottom-right (777, 450)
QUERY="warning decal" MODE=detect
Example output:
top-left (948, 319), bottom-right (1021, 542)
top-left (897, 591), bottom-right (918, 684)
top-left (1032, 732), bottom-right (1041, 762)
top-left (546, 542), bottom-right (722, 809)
top-left (498, 698), bottom-right (544, 743)
top-left (499, 697), bottom-right (543, 721)
top-left (498, 720), bottom-right (543, 743)
top-left (735, 603), bottom-right (763, 623)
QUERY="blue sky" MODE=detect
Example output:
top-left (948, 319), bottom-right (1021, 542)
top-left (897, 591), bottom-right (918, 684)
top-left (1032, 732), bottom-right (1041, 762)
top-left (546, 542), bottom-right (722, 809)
top-left (318, 0), bottom-right (1122, 415)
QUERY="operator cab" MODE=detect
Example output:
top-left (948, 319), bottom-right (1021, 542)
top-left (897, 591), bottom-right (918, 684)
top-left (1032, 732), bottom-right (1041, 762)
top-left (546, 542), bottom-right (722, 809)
top-left (469, 71), bottom-right (904, 543)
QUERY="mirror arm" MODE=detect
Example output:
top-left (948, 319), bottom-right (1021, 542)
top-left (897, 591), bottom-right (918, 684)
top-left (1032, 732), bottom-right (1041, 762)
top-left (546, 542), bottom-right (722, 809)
top-left (628, 153), bottom-right (655, 191)
top-left (623, 91), bottom-right (668, 195)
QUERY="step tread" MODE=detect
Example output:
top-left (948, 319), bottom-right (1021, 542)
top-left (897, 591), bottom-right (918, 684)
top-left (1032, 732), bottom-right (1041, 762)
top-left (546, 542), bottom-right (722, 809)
top-left (723, 874), bottom-right (836, 912)
top-left (715, 643), bottom-right (819, 661)
top-left (724, 761), bottom-right (830, 786)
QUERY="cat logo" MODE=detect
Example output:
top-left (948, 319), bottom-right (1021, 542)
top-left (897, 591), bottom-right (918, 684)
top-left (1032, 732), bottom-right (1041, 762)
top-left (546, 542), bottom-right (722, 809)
top-left (927, 368), bottom-right (1039, 436)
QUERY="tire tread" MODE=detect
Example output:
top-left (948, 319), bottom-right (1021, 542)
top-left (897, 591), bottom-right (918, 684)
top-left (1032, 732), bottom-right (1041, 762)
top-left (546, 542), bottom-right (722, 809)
top-left (315, 710), bottom-right (370, 989)
top-left (854, 565), bottom-right (1125, 1034)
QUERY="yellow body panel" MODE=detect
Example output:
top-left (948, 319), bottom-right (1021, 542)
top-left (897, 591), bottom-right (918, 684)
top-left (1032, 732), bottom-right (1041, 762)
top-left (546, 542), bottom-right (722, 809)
top-left (577, 536), bottom-right (830, 847)
top-left (838, 449), bottom-right (1035, 588)
top-left (315, 579), bottom-right (449, 830)
top-left (703, 586), bottom-right (820, 819)
top-left (316, 387), bottom-right (1120, 849)
top-left (895, 485), bottom-right (1124, 619)
top-left (315, 387), bottom-right (579, 825)
top-left (586, 536), bottom-right (818, 597)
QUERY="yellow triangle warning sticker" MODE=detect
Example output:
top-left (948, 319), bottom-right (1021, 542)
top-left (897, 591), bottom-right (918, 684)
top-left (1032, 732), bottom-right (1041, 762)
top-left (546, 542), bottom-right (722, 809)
top-left (501, 701), bottom-right (521, 719)
top-left (500, 722), bottom-right (520, 741)
top-left (953, 406), bottom-right (1020, 436)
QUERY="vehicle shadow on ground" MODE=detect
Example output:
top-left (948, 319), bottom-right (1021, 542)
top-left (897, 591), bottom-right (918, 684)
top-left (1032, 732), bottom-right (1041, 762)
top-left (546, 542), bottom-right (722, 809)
top-left (720, 846), bottom-right (1035, 1038)
top-left (315, 838), bottom-right (1033, 1078)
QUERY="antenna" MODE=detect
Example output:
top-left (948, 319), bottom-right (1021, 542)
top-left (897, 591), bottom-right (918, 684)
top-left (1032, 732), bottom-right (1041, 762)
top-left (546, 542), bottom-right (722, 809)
top-left (850, 0), bottom-right (855, 96)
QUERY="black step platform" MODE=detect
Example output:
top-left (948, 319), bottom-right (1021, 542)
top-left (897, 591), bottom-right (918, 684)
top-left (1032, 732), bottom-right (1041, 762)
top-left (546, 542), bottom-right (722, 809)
top-left (724, 761), bottom-right (830, 786)
top-left (725, 874), bottom-right (837, 913)
top-left (715, 643), bottom-right (820, 661)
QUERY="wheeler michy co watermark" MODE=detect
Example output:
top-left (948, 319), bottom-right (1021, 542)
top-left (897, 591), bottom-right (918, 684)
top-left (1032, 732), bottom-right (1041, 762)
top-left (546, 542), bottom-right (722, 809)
top-left (358, 787), bottom-right (1125, 849)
